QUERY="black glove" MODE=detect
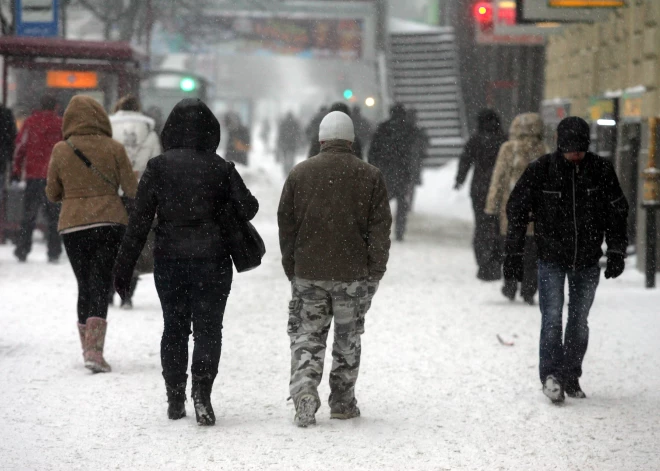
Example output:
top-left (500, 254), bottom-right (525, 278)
top-left (10, 174), bottom-right (20, 183)
top-left (604, 253), bottom-right (625, 279)
top-left (503, 254), bottom-right (524, 282)
top-left (113, 266), bottom-right (132, 301)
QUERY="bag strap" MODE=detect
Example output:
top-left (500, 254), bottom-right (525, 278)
top-left (66, 139), bottom-right (118, 191)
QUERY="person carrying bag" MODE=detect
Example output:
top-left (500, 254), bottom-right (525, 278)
top-left (46, 95), bottom-right (138, 374)
top-left (113, 98), bottom-right (259, 426)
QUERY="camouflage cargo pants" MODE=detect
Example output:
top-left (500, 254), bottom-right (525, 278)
top-left (288, 278), bottom-right (378, 411)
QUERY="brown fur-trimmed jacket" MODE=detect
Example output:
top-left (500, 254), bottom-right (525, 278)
top-left (485, 113), bottom-right (548, 236)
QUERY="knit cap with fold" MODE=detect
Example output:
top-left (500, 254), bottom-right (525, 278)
top-left (318, 111), bottom-right (355, 143)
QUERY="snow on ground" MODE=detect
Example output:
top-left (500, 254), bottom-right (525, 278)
top-left (1, 152), bottom-right (659, 470)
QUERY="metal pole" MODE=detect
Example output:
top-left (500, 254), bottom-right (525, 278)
top-left (2, 60), bottom-right (7, 107)
top-left (146, 0), bottom-right (153, 64)
top-left (642, 117), bottom-right (660, 288)
top-left (646, 208), bottom-right (657, 288)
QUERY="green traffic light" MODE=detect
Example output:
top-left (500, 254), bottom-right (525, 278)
top-left (180, 77), bottom-right (197, 92)
top-left (343, 89), bottom-right (353, 100)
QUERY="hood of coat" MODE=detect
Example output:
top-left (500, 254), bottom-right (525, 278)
top-left (509, 112), bottom-right (544, 140)
top-left (62, 95), bottom-right (112, 139)
top-left (161, 98), bottom-right (220, 152)
top-left (477, 109), bottom-right (502, 134)
top-left (110, 110), bottom-right (155, 128)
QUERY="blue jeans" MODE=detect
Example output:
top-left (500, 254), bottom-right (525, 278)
top-left (154, 258), bottom-right (233, 387)
top-left (538, 261), bottom-right (600, 383)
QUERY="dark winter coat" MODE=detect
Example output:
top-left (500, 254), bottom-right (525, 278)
top-left (455, 111), bottom-right (507, 207)
top-left (353, 111), bottom-right (374, 145)
top-left (0, 105), bottom-right (16, 175)
top-left (277, 114), bottom-right (301, 154)
top-left (368, 113), bottom-right (415, 199)
top-left (114, 99), bottom-right (259, 280)
top-left (278, 140), bottom-right (392, 282)
top-left (506, 151), bottom-right (628, 271)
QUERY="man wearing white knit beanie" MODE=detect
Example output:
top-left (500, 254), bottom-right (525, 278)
top-left (278, 111), bottom-right (392, 427)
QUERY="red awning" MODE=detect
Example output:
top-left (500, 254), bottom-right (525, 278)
top-left (0, 37), bottom-right (146, 62)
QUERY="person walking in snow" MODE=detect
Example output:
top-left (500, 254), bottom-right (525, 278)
top-left (109, 94), bottom-right (162, 310)
top-left (455, 109), bottom-right (507, 281)
top-left (13, 94), bottom-right (63, 263)
top-left (224, 112), bottom-right (251, 166)
top-left (368, 103), bottom-right (416, 241)
top-left (46, 95), bottom-right (138, 374)
top-left (113, 99), bottom-right (259, 426)
top-left (485, 113), bottom-right (548, 305)
top-left (351, 105), bottom-right (374, 148)
top-left (504, 116), bottom-right (628, 403)
top-left (407, 108), bottom-right (428, 205)
top-left (278, 111), bottom-right (392, 427)
top-left (0, 101), bottom-right (16, 185)
top-left (277, 112), bottom-right (302, 176)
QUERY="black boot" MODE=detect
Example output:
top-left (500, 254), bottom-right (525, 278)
top-left (501, 279), bottom-right (517, 301)
top-left (191, 375), bottom-right (215, 426)
top-left (564, 378), bottom-right (587, 399)
top-left (166, 382), bottom-right (187, 420)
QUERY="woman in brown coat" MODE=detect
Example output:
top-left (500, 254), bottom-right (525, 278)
top-left (485, 113), bottom-right (548, 304)
top-left (46, 95), bottom-right (138, 373)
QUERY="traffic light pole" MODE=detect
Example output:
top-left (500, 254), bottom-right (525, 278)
top-left (642, 117), bottom-right (660, 288)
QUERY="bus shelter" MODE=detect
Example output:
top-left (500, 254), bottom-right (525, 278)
top-left (0, 37), bottom-right (146, 243)
top-left (0, 36), bottom-right (145, 110)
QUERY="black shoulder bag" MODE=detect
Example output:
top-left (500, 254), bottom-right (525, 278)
top-left (222, 162), bottom-right (265, 273)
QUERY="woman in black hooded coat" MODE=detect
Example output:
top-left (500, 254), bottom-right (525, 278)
top-left (113, 99), bottom-right (259, 425)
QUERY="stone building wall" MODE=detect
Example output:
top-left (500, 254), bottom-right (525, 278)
top-left (544, 1), bottom-right (660, 118)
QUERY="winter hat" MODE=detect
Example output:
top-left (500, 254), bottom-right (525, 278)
top-left (319, 111), bottom-right (355, 143)
top-left (557, 117), bottom-right (590, 153)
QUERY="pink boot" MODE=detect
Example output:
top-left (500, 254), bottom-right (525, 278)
top-left (84, 317), bottom-right (112, 373)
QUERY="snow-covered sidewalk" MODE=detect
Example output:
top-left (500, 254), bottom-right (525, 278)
top-left (1, 159), bottom-right (659, 470)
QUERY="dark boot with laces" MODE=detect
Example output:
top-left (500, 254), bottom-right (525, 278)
top-left (166, 382), bottom-right (187, 420)
top-left (191, 375), bottom-right (216, 426)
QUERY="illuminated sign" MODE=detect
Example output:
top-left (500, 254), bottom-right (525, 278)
top-left (46, 71), bottom-right (98, 89)
top-left (548, 0), bottom-right (625, 7)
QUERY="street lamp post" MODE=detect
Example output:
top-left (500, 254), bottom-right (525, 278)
top-left (642, 117), bottom-right (660, 288)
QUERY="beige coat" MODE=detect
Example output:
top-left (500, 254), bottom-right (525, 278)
top-left (484, 113), bottom-right (548, 236)
top-left (46, 96), bottom-right (138, 232)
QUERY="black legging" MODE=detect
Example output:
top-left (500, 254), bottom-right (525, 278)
top-left (63, 226), bottom-right (125, 324)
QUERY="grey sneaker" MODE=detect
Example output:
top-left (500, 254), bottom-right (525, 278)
top-left (294, 395), bottom-right (318, 427)
top-left (543, 375), bottom-right (565, 403)
top-left (330, 400), bottom-right (361, 420)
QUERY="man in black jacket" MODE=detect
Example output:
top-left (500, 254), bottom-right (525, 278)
top-left (369, 103), bottom-right (415, 241)
top-left (455, 109), bottom-right (507, 280)
top-left (504, 117), bottom-right (628, 403)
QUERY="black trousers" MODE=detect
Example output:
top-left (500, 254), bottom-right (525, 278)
top-left (393, 189), bottom-right (412, 241)
top-left (63, 226), bottom-right (125, 324)
top-left (472, 196), bottom-right (501, 281)
top-left (16, 179), bottom-right (62, 260)
top-left (154, 258), bottom-right (233, 387)
top-left (502, 235), bottom-right (539, 298)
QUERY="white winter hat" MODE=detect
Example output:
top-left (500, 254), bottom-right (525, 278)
top-left (318, 111), bottom-right (355, 143)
